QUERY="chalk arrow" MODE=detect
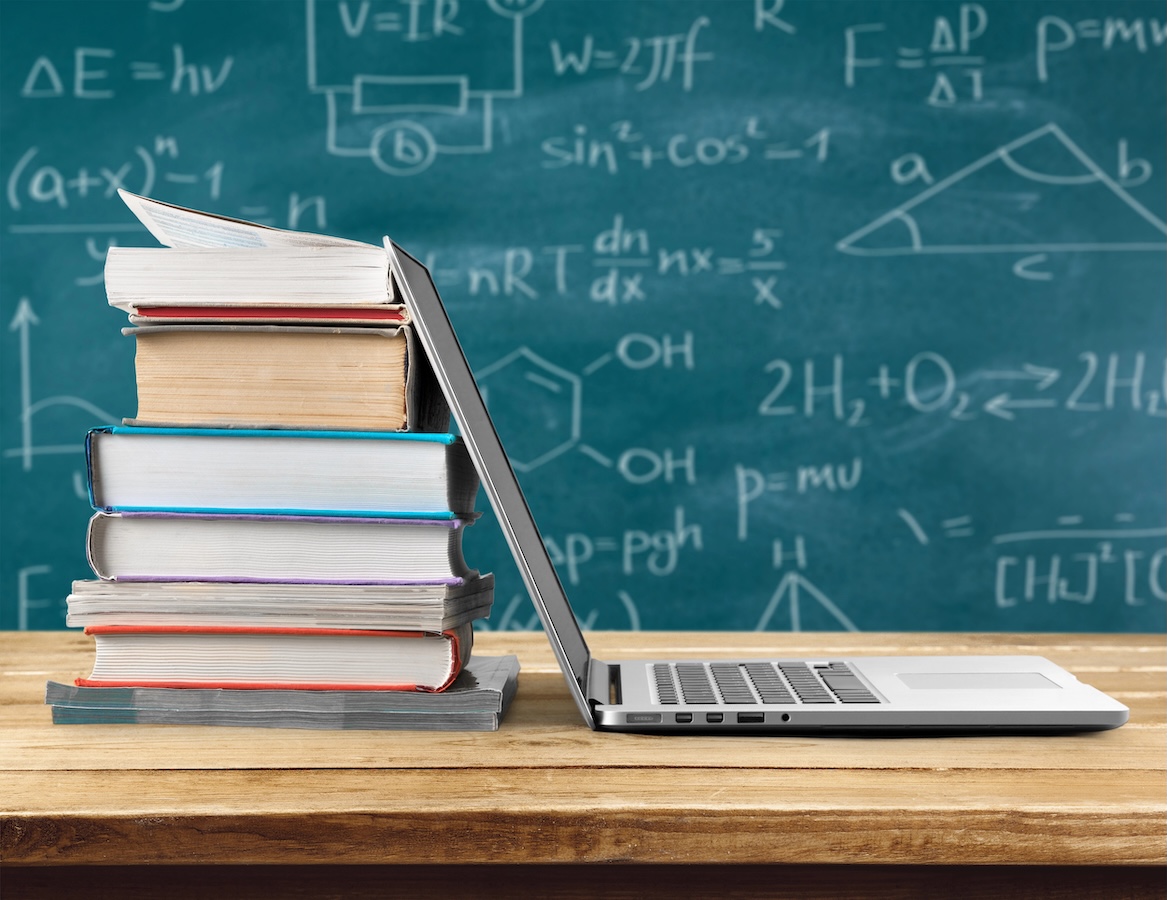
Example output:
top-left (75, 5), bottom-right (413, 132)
top-left (8, 296), bottom-right (39, 331)
top-left (984, 393), bottom-right (1058, 420)
top-left (983, 364), bottom-right (1060, 390)
top-left (10, 298), bottom-right (39, 470)
top-left (1022, 363), bottom-right (1060, 390)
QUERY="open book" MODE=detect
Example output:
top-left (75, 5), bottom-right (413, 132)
top-left (107, 191), bottom-right (406, 323)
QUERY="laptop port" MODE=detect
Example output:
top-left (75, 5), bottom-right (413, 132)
top-left (675, 713), bottom-right (693, 724)
top-left (737, 712), bottom-right (765, 724)
top-left (706, 713), bottom-right (724, 723)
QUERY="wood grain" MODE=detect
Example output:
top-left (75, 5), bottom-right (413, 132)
top-left (7, 864), bottom-right (1167, 900)
top-left (3, 631), bottom-right (1164, 878)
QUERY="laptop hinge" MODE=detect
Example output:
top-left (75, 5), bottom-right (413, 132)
top-left (587, 660), bottom-right (620, 707)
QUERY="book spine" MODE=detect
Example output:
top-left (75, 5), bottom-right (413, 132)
top-left (107, 511), bottom-right (466, 526)
top-left (85, 428), bottom-right (110, 510)
top-left (104, 426), bottom-right (457, 443)
top-left (103, 506), bottom-right (459, 520)
top-left (83, 625), bottom-right (429, 638)
top-left (107, 575), bottom-right (467, 586)
top-left (133, 306), bottom-right (406, 321)
top-left (73, 678), bottom-right (425, 691)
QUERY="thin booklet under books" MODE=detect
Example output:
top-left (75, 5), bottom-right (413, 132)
top-left (46, 654), bottom-right (520, 731)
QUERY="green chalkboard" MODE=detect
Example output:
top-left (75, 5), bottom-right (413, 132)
top-left (2, 0), bottom-right (1164, 632)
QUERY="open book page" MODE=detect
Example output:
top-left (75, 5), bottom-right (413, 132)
top-left (118, 189), bottom-right (376, 251)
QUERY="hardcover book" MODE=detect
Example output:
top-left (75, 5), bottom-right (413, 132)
top-left (86, 427), bottom-right (480, 518)
top-left (86, 512), bottom-right (474, 584)
top-left (124, 324), bottom-right (450, 433)
top-left (74, 623), bottom-right (474, 692)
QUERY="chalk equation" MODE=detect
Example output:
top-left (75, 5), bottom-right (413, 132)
top-left (306, 0), bottom-right (544, 175)
top-left (423, 215), bottom-right (789, 308)
top-left (988, 516), bottom-right (1166, 609)
top-left (548, 15), bottom-right (712, 92)
top-left (19, 44), bottom-right (233, 99)
top-left (4, 137), bottom-right (331, 238)
top-left (843, 3), bottom-right (1165, 104)
top-left (756, 351), bottom-right (1167, 425)
top-left (541, 120), bottom-right (829, 176)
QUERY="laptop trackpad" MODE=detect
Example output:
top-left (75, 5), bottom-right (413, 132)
top-left (898, 672), bottom-right (1060, 690)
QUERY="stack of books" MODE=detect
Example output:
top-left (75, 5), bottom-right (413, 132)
top-left (47, 192), bottom-right (519, 731)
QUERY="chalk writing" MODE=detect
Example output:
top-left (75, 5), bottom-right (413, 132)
top-left (758, 351), bottom-right (1166, 424)
top-left (2, 0), bottom-right (1162, 633)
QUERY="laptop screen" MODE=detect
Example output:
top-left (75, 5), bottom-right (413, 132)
top-left (387, 241), bottom-right (595, 722)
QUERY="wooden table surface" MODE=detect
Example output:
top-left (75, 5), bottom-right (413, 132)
top-left (2, 630), bottom-right (1164, 899)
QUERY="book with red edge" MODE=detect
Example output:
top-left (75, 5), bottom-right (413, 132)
top-left (76, 623), bottom-right (473, 693)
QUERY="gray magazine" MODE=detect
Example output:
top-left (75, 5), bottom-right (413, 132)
top-left (46, 653), bottom-right (519, 731)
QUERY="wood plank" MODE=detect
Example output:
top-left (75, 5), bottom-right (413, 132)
top-left (3, 632), bottom-right (1163, 871)
top-left (6, 864), bottom-right (1166, 900)
top-left (1, 718), bottom-right (1162, 773)
top-left (3, 767), bottom-right (1164, 866)
top-left (2, 675), bottom-right (1162, 772)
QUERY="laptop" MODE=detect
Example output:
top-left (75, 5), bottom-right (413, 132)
top-left (388, 241), bottom-right (1129, 735)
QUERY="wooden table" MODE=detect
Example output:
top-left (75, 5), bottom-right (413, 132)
top-left (3, 631), bottom-right (1164, 899)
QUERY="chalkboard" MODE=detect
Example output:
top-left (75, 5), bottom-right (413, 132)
top-left (2, 0), bottom-right (1164, 633)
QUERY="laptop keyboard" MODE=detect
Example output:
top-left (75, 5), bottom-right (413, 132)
top-left (652, 661), bottom-right (881, 705)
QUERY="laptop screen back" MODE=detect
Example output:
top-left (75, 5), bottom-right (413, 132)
top-left (387, 241), bottom-right (595, 724)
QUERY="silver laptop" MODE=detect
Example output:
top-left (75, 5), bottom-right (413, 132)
top-left (389, 241), bottom-right (1129, 735)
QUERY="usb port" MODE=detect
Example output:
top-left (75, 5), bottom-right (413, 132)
top-left (675, 713), bottom-right (693, 724)
top-left (706, 713), bottom-right (724, 723)
top-left (737, 712), bottom-right (765, 724)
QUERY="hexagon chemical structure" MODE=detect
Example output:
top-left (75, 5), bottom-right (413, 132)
top-left (477, 347), bottom-right (581, 472)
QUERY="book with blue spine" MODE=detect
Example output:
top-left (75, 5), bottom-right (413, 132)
top-left (86, 426), bottom-right (480, 519)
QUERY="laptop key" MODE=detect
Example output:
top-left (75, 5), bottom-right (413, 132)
top-left (816, 662), bottom-right (881, 704)
top-left (819, 673), bottom-right (880, 703)
top-left (778, 663), bottom-right (836, 703)
top-left (743, 663), bottom-right (796, 704)
top-left (675, 663), bottom-right (717, 704)
top-left (653, 663), bottom-right (679, 704)
top-left (710, 664), bottom-right (758, 704)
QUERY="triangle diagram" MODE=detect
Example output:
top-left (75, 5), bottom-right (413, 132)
top-left (755, 572), bottom-right (859, 632)
top-left (837, 123), bottom-right (1167, 256)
